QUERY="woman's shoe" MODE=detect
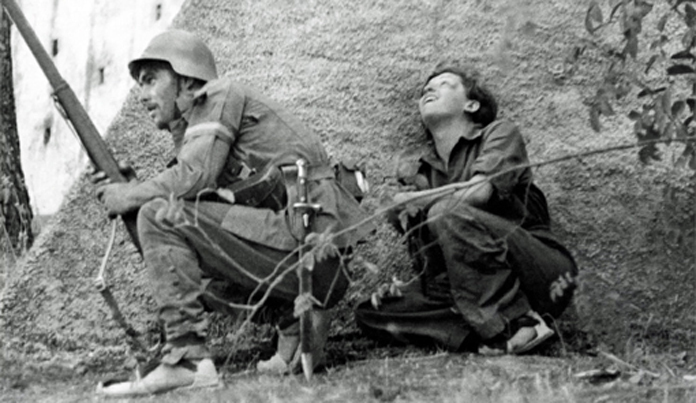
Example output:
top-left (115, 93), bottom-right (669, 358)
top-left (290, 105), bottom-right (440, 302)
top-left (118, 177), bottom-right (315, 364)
top-left (478, 310), bottom-right (554, 356)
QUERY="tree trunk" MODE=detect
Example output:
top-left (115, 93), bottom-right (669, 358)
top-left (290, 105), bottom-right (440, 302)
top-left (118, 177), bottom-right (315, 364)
top-left (1, 10), bottom-right (33, 259)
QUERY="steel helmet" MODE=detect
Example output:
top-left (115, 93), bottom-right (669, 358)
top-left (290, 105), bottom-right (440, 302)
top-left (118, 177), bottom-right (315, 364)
top-left (128, 30), bottom-right (218, 82)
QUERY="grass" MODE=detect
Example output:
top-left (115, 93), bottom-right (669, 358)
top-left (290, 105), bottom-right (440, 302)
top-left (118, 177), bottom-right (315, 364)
top-left (2, 344), bottom-right (695, 403)
top-left (2, 312), bottom-right (695, 402)
top-left (3, 0), bottom-right (696, 401)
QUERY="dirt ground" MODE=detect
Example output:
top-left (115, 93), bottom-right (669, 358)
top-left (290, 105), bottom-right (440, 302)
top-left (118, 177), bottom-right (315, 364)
top-left (2, 0), bottom-right (696, 401)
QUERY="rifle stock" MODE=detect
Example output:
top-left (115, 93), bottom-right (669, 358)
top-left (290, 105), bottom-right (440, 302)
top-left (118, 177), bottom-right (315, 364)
top-left (2, 0), bottom-right (140, 250)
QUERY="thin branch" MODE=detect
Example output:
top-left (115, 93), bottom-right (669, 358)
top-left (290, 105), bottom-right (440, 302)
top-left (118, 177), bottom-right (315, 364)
top-left (319, 137), bottom-right (696, 255)
top-left (157, 136), bottom-right (695, 364)
top-left (598, 349), bottom-right (661, 378)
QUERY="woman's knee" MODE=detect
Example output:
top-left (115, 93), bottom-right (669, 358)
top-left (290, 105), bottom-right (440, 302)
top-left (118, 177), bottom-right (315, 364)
top-left (427, 196), bottom-right (479, 233)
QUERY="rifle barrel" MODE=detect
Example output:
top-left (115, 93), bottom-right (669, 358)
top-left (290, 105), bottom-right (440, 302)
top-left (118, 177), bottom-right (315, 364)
top-left (2, 0), bottom-right (140, 249)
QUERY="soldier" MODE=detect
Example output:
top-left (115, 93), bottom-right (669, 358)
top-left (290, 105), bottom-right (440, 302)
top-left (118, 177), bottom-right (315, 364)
top-left (95, 30), bottom-right (372, 396)
top-left (356, 63), bottom-right (578, 355)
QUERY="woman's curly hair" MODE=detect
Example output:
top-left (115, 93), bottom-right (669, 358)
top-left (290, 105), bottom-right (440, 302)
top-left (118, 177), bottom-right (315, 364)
top-left (422, 62), bottom-right (498, 127)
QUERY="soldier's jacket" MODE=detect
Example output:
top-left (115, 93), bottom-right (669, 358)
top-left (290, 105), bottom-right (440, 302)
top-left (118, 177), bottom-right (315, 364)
top-left (128, 77), bottom-right (373, 250)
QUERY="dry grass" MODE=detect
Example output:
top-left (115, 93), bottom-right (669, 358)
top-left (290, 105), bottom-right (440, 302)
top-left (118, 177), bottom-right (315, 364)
top-left (2, 349), bottom-right (695, 402)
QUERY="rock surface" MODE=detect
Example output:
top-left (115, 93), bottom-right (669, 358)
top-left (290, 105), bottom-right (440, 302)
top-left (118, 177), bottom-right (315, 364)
top-left (2, 0), bottom-right (694, 365)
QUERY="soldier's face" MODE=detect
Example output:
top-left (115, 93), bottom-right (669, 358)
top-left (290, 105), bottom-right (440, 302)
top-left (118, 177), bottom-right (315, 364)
top-left (137, 66), bottom-right (180, 130)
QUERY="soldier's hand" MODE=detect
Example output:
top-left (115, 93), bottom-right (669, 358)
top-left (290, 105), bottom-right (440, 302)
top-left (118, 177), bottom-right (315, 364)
top-left (95, 181), bottom-right (139, 218)
top-left (370, 277), bottom-right (405, 310)
top-left (154, 193), bottom-right (188, 227)
top-left (89, 161), bottom-right (137, 186)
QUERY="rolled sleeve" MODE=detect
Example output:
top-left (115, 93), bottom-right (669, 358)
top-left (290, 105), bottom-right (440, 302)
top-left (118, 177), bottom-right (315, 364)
top-left (471, 122), bottom-right (528, 198)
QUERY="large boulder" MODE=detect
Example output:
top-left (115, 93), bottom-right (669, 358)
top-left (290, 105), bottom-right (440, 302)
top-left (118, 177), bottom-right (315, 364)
top-left (3, 0), bottom-right (693, 360)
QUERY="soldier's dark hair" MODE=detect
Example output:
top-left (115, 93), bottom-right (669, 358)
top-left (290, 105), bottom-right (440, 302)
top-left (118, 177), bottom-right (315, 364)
top-left (131, 60), bottom-right (174, 81)
top-left (422, 62), bottom-right (498, 127)
top-left (131, 60), bottom-right (205, 89)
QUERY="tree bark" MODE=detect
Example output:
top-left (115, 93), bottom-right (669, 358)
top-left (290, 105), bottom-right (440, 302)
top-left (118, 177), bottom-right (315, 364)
top-left (1, 10), bottom-right (33, 259)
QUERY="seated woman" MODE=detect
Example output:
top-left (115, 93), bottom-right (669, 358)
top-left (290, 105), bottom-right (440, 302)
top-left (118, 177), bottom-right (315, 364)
top-left (355, 62), bottom-right (578, 355)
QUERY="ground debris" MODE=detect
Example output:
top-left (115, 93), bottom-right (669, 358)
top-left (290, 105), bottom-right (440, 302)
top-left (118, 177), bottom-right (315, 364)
top-left (573, 366), bottom-right (621, 384)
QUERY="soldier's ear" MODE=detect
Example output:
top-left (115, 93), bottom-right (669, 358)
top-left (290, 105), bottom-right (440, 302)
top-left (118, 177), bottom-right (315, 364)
top-left (179, 76), bottom-right (202, 92)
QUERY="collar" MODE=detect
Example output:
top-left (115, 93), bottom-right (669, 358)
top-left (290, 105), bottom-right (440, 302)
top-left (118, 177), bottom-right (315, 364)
top-left (175, 85), bottom-right (209, 123)
top-left (168, 117), bottom-right (188, 154)
top-left (419, 125), bottom-right (483, 173)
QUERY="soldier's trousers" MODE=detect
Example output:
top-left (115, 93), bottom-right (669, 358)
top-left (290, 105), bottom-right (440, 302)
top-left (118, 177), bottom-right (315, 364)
top-left (137, 198), bottom-right (347, 364)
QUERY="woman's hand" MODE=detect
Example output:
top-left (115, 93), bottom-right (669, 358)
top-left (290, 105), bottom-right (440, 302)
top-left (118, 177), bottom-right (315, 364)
top-left (392, 191), bottom-right (416, 206)
top-left (370, 277), bottom-right (406, 310)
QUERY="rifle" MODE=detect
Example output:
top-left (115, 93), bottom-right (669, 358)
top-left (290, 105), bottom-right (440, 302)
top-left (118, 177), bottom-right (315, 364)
top-left (1, 0), bottom-right (140, 249)
top-left (2, 0), bottom-right (145, 349)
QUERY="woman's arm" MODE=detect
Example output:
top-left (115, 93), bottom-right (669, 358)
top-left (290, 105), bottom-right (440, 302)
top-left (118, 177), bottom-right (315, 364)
top-left (393, 174), bottom-right (493, 209)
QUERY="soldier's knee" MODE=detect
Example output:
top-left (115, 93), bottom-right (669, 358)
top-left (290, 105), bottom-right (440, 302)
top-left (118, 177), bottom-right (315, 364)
top-left (137, 198), bottom-right (168, 231)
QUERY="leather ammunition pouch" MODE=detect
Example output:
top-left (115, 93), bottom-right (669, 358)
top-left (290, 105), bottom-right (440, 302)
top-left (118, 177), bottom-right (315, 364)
top-left (213, 160), bottom-right (368, 211)
top-left (334, 160), bottom-right (369, 203)
top-left (214, 163), bottom-right (287, 211)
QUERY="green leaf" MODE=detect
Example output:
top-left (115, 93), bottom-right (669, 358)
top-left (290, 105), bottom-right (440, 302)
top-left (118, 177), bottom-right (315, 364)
top-left (628, 110), bottom-right (642, 120)
top-left (670, 50), bottom-right (696, 60)
top-left (676, 122), bottom-right (689, 138)
top-left (633, 120), bottom-right (643, 137)
top-left (649, 34), bottom-right (669, 50)
top-left (363, 260), bottom-right (380, 275)
top-left (350, 254), bottom-right (380, 275)
top-left (672, 100), bottom-right (686, 117)
top-left (657, 13), bottom-right (669, 32)
top-left (661, 89), bottom-right (672, 114)
top-left (686, 4), bottom-right (696, 28)
top-left (645, 54), bottom-right (659, 74)
top-left (676, 153), bottom-right (689, 169)
top-left (615, 82), bottom-right (631, 99)
top-left (666, 64), bottom-right (696, 75)
top-left (589, 104), bottom-right (601, 132)
top-left (609, 0), bottom-right (624, 21)
top-left (304, 230), bottom-right (339, 261)
top-left (689, 152), bottom-right (696, 169)
top-left (293, 292), bottom-right (320, 317)
top-left (638, 143), bottom-right (661, 164)
top-left (590, 1), bottom-right (603, 22)
top-left (624, 35), bottom-right (638, 59)
top-left (637, 88), bottom-right (652, 98)
top-left (585, 1), bottom-right (603, 33)
top-left (637, 1), bottom-right (653, 18)
top-left (598, 97), bottom-right (615, 116)
top-left (682, 29), bottom-right (696, 49)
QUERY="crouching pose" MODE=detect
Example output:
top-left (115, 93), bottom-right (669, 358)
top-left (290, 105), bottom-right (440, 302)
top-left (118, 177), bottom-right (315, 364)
top-left (355, 63), bottom-right (578, 354)
top-left (94, 30), bottom-right (372, 396)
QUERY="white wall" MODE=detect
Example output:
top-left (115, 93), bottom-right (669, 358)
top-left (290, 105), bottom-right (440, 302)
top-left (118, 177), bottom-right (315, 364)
top-left (11, 0), bottom-right (185, 215)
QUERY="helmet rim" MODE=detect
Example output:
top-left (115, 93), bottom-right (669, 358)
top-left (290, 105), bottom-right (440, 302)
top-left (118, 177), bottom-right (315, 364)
top-left (128, 30), bottom-right (217, 82)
